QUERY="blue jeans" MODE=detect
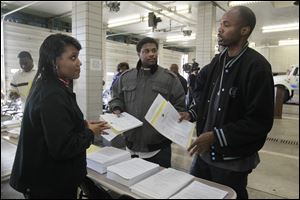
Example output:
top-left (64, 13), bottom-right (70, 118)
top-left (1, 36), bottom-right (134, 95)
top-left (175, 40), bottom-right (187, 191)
top-left (190, 155), bottom-right (251, 199)
top-left (144, 145), bottom-right (171, 168)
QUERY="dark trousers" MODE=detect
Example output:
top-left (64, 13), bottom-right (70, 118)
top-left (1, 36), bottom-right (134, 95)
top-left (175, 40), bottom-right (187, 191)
top-left (144, 145), bottom-right (171, 168)
top-left (23, 185), bottom-right (78, 199)
top-left (190, 155), bottom-right (251, 199)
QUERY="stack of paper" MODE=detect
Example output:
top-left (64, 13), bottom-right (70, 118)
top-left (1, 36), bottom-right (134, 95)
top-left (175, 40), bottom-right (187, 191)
top-left (7, 127), bottom-right (21, 138)
top-left (130, 168), bottom-right (194, 199)
top-left (107, 158), bottom-right (160, 187)
top-left (145, 94), bottom-right (195, 149)
top-left (170, 181), bottom-right (228, 199)
top-left (86, 146), bottom-right (131, 174)
top-left (1, 120), bottom-right (21, 131)
top-left (86, 144), bottom-right (101, 154)
top-left (100, 112), bottom-right (143, 141)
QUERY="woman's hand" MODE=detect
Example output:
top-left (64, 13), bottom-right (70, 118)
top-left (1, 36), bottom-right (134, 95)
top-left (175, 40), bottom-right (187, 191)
top-left (87, 121), bottom-right (110, 134)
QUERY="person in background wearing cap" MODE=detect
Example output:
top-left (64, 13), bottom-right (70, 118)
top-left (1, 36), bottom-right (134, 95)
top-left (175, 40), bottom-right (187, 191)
top-left (109, 37), bottom-right (186, 168)
top-left (9, 51), bottom-right (36, 110)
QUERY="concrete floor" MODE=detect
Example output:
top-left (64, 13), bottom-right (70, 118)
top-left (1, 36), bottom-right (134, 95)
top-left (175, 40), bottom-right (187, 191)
top-left (1, 103), bottom-right (299, 199)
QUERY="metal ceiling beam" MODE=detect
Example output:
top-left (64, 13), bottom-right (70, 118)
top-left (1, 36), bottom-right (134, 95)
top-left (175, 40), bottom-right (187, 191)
top-left (145, 1), bottom-right (197, 25)
top-left (129, 1), bottom-right (195, 27)
top-left (48, 11), bottom-right (72, 20)
top-left (211, 1), bottom-right (227, 12)
top-left (1, 1), bottom-right (39, 18)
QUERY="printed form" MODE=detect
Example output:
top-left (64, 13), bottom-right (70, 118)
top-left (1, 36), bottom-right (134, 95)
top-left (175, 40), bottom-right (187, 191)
top-left (170, 181), bottom-right (228, 199)
top-left (145, 94), bottom-right (195, 149)
top-left (100, 112), bottom-right (143, 141)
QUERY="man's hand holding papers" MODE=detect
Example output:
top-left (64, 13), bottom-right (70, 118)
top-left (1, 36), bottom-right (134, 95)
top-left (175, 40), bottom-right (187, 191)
top-left (177, 111), bottom-right (216, 156)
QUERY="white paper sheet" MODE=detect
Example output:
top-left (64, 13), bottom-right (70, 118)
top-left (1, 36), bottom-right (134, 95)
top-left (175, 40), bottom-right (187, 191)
top-left (170, 181), bottom-right (228, 199)
top-left (107, 158), bottom-right (159, 180)
top-left (101, 129), bottom-right (118, 141)
top-left (145, 94), bottom-right (195, 148)
top-left (107, 158), bottom-right (160, 186)
top-left (86, 147), bottom-right (131, 174)
top-left (130, 168), bottom-right (194, 199)
top-left (100, 112), bottom-right (143, 133)
top-left (87, 147), bottom-right (130, 165)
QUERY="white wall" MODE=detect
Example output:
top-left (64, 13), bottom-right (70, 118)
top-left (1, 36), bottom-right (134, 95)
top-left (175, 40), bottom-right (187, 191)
top-left (254, 46), bottom-right (299, 73)
top-left (160, 49), bottom-right (183, 69)
top-left (188, 45), bottom-right (299, 73)
top-left (188, 51), bottom-right (196, 63)
top-left (2, 22), bottom-right (185, 92)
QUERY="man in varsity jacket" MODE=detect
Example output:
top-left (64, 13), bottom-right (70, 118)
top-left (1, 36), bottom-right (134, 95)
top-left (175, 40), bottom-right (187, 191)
top-left (179, 6), bottom-right (274, 199)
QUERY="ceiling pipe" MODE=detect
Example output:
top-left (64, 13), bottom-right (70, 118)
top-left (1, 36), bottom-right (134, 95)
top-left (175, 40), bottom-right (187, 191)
top-left (106, 30), bottom-right (152, 38)
top-left (211, 1), bottom-right (227, 12)
top-left (145, 1), bottom-right (197, 25)
top-left (1, 1), bottom-right (39, 18)
top-left (1, 1), bottom-right (39, 98)
top-left (49, 11), bottom-right (72, 20)
top-left (130, 1), bottom-right (195, 27)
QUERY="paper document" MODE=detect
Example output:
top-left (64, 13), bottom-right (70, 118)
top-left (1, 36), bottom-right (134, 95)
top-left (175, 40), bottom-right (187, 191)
top-left (7, 127), bottom-right (21, 138)
top-left (101, 129), bottom-right (119, 142)
top-left (86, 144), bottom-right (101, 154)
top-left (170, 181), bottom-right (228, 199)
top-left (1, 120), bottom-right (21, 131)
top-left (130, 168), bottom-right (194, 199)
top-left (86, 146), bottom-right (131, 174)
top-left (100, 112), bottom-right (143, 141)
top-left (107, 158), bottom-right (160, 186)
top-left (145, 94), bottom-right (195, 148)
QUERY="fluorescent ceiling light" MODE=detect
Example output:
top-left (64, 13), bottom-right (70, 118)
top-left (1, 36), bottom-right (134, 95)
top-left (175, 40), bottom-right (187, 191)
top-left (262, 23), bottom-right (299, 33)
top-left (106, 72), bottom-right (115, 76)
top-left (166, 33), bottom-right (196, 42)
top-left (108, 15), bottom-right (147, 28)
top-left (228, 1), bottom-right (263, 7)
top-left (278, 39), bottom-right (299, 46)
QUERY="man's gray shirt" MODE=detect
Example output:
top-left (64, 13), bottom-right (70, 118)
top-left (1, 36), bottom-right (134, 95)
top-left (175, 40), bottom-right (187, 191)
top-left (109, 66), bottom-right (186, 152)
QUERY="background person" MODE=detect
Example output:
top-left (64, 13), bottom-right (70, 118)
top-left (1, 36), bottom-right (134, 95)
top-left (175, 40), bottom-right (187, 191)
top-left (109, 62), bottom-right (129, 91)
top-left (9, 51), bottom-right (36, 110)
top-left (109, 37), bottom-right (186, 168)
top-left (170, 63), bottom-right (188, 95)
